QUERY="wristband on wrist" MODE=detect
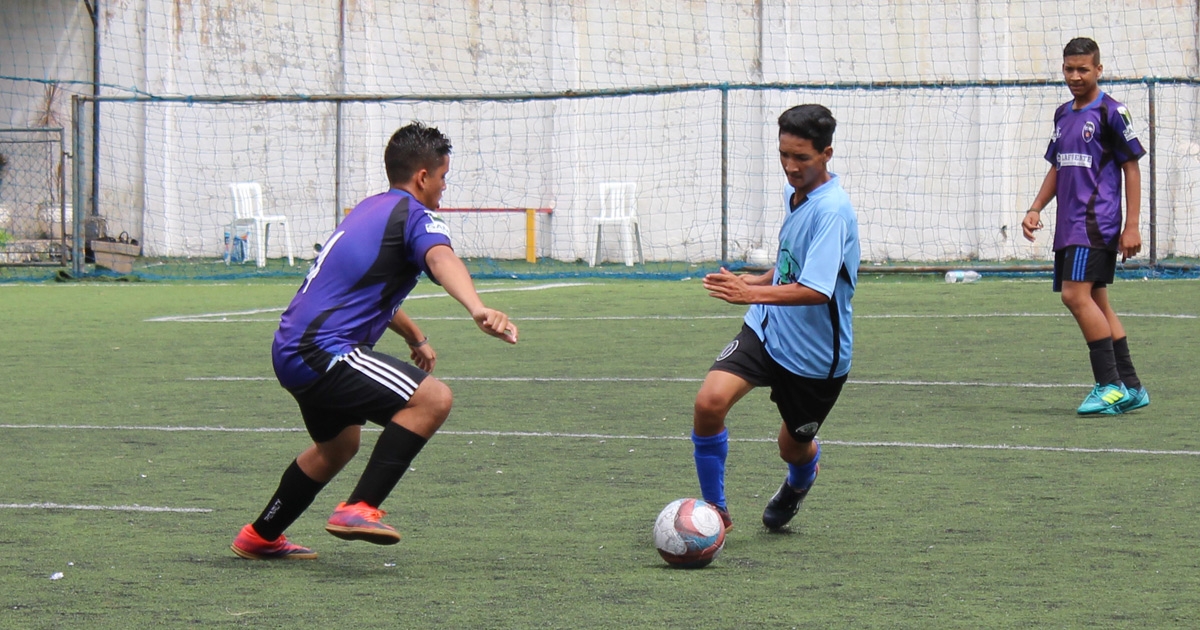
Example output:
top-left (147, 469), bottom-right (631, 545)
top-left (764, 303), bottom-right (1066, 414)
top-left (408, 336), bottom-right (429, 348)
top-left (1027, 208), bottom-right (1042, 214)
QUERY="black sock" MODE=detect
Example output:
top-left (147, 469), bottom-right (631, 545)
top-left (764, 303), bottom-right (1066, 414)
top-left (1086, 337), bottom-right (1121, 387)
top-left (1112, 337), bottom-right (1142, 390)
top-left (252, 459), bottom-right (327, 541)
top-left (346, 423), bottom-right (429, 508)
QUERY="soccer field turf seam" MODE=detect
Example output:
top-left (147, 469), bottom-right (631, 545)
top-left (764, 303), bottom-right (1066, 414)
top-left (3, 424), bottom-right (1198, 457)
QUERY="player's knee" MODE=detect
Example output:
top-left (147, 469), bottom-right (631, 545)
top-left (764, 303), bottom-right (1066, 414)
top-left (316, 440), bottom-right (358, 470)
top-left (693, 389), bottom-right (730, 425)
top-left (777, 436), bottom-right (814, 465)
top-left (417, 377), bottom-right (454, 421)
top-left (1060, 286), bottom-right (1091, 311)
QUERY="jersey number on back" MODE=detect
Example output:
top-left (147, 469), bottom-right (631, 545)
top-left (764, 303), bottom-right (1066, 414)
top-left (301, 230), bottom-right (345, 293)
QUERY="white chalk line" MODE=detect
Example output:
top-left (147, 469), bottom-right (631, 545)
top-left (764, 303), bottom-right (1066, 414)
top-left (0, 502), bottom-right (212, 513)
top-left (185, 376), bottom-right (1092, 389)
top-left (144, 282), bottom-right (595, 322)
top-left (150, 311), bottom-right (1197, 323)
top-left (0, 424), bottom-right (1196, 457)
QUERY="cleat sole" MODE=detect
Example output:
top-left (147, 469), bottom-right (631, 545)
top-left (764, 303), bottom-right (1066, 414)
top-left (324, 524), bottom-right (401, 545)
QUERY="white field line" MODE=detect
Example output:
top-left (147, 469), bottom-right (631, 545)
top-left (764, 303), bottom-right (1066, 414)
top-left (408, 313), bottom-right (1198, 321)
top-left (150, 311), bottom-right (1198, 323)
top-left (1, 424), bottom-right (1197, 457)
top-left (184, 376), bottom-right (1092, 388)
top-left (144, 282), bottom-right (596, 322)
top-left (0, 502), bottom-right (212, 513)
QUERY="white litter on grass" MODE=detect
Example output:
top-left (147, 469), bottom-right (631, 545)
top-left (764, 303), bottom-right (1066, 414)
top-left (50, 572), bottom-right (63, 580)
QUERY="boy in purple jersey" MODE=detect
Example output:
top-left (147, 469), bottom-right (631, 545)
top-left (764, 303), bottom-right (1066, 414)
top-left (231, 122), bottom-right (519, 560)
top-left (1022, 37), bottom-right (1149, 416)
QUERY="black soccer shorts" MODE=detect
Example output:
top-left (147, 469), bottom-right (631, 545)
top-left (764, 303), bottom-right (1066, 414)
top-left (709, 324), bottom-right (847, 442)
top-left (1053, 245), bottom-right (1117, 293)
top-left (286, 347), bottom-right (428, 443)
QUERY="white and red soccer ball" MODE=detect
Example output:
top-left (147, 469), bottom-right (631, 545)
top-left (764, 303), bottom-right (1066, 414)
top-left (653, 498), bottom-right (726, 568)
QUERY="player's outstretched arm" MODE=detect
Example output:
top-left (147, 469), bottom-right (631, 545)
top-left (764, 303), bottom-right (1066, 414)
top-left (1023, 166), bottom-right (1057, 242)
top-left (424, 245), bottom-right (518, 344)
top-left (388, 309), bottom-right (436, 372)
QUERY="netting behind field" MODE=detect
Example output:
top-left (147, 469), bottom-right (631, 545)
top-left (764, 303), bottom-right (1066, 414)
top-left (0, 128), bottom-right (68, 265)
top-left (79, 81), bottom-right (1200, 280)
top-left (5, 0), bottom-right (1200, 279)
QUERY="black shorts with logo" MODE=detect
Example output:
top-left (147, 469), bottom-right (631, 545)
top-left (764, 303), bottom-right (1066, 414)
top-left (1053, 245), bottom-right (1117, 293)
top-left (710, 324), bottom-right (846, 442)
top-left (286, 347), bottom-right (428, 443)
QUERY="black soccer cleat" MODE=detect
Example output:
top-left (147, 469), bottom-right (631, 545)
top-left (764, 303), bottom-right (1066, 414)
top-left (761, 465), bottom-right (818, 530)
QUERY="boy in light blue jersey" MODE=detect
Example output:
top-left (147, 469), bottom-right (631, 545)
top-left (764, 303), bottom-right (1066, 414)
top-left (693, 104), bottom-right (859, 531)
top-left (231, 122), bottom-right (518, 560)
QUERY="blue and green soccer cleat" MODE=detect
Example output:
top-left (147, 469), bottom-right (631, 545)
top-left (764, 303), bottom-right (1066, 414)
top-left (1116, 386), bottom-right (1150, 413)
top-left (1077, 383), bottom-right (1128, 415)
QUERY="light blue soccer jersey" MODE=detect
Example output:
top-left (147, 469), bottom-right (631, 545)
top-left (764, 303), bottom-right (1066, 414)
top-left (744, 174), bottom-right (860, 379)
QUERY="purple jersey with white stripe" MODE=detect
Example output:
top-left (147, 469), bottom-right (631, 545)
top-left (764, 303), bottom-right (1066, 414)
top-left (272, 189), bottom-right (452, 389)
top-left (1044, 92), bottom-right (1145, 251)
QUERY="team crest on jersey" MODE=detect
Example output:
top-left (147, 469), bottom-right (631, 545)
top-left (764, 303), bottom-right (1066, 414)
top-left (1082, 121), bottom-right (1096, 143)
top-left (1050, 126), bottom-right (1061, 143)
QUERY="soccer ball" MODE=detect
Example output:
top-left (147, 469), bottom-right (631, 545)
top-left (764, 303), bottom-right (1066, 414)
top-left (653, 498), bottom-right (726, 568)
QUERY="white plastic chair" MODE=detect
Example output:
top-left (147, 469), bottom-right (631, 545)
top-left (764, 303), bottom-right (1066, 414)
top-left (589, 182), bottom-right (643, 266)
top-left (226, 182), bottom-right (294, 267)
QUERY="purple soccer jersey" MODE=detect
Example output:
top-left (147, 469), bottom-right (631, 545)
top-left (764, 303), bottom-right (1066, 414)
top-left (271, 189), bottom-right (453, 389)
top-left (1044, 92), bottom-right (1145, 251)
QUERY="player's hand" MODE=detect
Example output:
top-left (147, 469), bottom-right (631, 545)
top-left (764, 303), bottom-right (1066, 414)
top-left (1119, 226), bottom-right (1142, 262)
top-left (703, 267), bottom-right (755, 305)
top-left (473, 308), bottom-right (518, 344)
top-left (410, 343), bottom-right (437, 373)
top-left (1021, 210), bottom-right (1043, 242)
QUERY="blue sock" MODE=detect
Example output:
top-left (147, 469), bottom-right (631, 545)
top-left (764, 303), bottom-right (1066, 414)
top-left (787, 440), bottom-right (820, 490)
top-left (692, 429), bottom-right (729, 510)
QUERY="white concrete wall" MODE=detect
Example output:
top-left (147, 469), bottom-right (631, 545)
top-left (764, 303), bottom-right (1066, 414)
top-left (5, 1), bottom-right (1197, 261)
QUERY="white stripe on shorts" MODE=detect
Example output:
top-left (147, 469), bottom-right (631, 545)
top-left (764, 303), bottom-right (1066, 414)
top-left (343, 349), bottom-right (418, 399)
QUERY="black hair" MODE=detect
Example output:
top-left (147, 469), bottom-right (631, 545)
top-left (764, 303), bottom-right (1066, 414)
top-left (1063, 37), bottom-right (1101, 65)
top-left (384, 121), bottom-right (453, 185)
top-left (777, 104), bottom-right (836, 151)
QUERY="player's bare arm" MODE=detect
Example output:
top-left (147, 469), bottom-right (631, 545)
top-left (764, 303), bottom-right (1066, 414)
top-left (388, 309), bottom-right (436, 372)
top-left (424, 244), bottom-right (518, 344)
top-left (1023, 165), bottom-right (1057, 242)
top-left (1119, 160), bottom-right (1142, 261)
top-left (741, 271), bottom-right (774, 286)
top-left (703, 267), bottom-right (829, 306)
